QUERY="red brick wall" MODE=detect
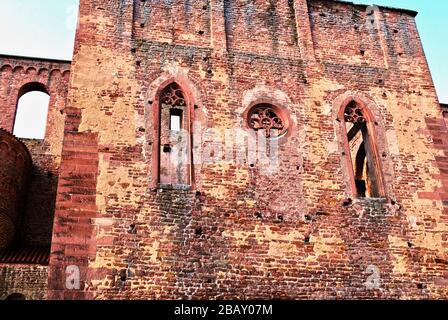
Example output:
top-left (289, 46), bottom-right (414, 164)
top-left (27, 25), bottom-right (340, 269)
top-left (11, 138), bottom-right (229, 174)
top-left (0, 265), bottom-right (48, 300)
top-left (0, 55), bottom-right (70, 133)
top-left (0, 129), bottom-right (32, 249)
top-left (0, 56), bottom-right (70, 300)
top-left (0, 55), bottom-right (71, 247)
top-left (133, 0), bottom-right (212, 47)
top-left (223, 0), bottom-right (302, 58)
top-left (48, 0), bottom-right (448, 299)
top-left (48, 130), bottom-right (99, 300)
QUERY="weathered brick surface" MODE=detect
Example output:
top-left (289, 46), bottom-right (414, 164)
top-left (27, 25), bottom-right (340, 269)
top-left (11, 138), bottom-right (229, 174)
top-left (48, 131), bottom-right (99, 300)
top-left (0, 0), bottom-right (446, 300)
top-left (42, 0), bottom-right (448, 300)
top-left (0, 55), bottom-right (71, 247)
top-left (0, 56), bottom-right (70, 299)
top-left (0, 265), bottom-right (48, 300)
top-left (0, 129), bottom-right (32, 249)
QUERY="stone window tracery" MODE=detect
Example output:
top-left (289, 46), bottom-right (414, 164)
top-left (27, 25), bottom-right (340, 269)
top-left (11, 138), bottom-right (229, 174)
top-left (161, 84), bottom-right (186, 107)
top-left (247, 104), bottom-right (287, 138)
top-left (344, 101), bottom-right (366, 124)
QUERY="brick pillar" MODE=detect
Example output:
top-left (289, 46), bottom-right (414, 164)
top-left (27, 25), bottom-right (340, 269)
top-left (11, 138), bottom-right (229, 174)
top-left (293, 0), bottom-right (316, 62)
top-left (47, 121), bottom-right (99, 299)
top-left (210, 0), bottom-right (228, 53)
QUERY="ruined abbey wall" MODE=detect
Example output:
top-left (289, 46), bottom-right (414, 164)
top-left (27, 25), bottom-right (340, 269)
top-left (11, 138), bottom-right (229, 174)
top-left (44, 0), bottom-right (448, 300)
top-left (0, 55), bottom-right (70, 300)
top-left (1, 0), bottom-right (447, 300)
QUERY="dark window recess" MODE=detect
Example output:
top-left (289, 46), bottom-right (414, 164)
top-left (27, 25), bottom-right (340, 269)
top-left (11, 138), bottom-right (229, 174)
top-left (344, 101), bottom-right (381, 198)
top-left (5, 293), bottom-right (26, 300)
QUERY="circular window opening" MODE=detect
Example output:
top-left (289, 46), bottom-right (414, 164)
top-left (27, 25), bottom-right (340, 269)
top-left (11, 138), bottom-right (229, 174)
top-left (247, 104), bottom-right (288, 139)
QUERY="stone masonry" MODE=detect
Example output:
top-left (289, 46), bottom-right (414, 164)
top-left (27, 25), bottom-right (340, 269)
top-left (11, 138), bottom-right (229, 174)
top-left (1, 0), bottom-right (448, 300)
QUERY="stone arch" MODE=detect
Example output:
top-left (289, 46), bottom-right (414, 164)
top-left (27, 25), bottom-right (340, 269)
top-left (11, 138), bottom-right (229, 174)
top-left (49, 69), bottom-right (61, 79)
top-left (38, 68), bottom-right (50, 77)
top-left (5, 293), bottom-right (26, 300)
top-left (25, 67), bottom-right (37, 75)
top-left (146, 69), bottom-right (205, 111)
top-left (13, 66), bottom-right (24, 74)
top-left (0, 64), bottom-right (13, 73)
top-left (62, 70), bottom-right (71, 80)
top-left (17, 82), bottom-right (49, 97)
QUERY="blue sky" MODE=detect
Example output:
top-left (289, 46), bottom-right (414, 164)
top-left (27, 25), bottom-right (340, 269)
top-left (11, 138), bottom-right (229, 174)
top-left (0, 0), bottom-right (78, 60)
top-left (0, 0), bottom-right (446, 104)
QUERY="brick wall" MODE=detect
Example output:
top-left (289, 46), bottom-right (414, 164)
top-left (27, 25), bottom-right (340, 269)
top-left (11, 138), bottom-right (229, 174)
top-left (47, 0), bottom-right (448, 299)
top-left (0, 265), bottom-right (48, 300)
top-left (0, 56), bottom-right (70, 300)
top-left (0, 129), bottom-right (32, 249)
top-left (0, 55), bottom-right (70, 247)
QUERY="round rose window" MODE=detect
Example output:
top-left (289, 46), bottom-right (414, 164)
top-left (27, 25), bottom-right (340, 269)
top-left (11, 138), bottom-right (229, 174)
top-left (247, 104), bottom-right (287, 138)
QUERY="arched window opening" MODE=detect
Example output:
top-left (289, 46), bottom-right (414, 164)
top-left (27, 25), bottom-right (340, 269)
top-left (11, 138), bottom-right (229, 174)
top-left (5, 293), bottom-right (26, 300)
top-left (158, 83), bottom-right (191, 185)
top-left (343, 101), bottom-right (384, 198)
top-left (13, 83), bottom-right (50, 140)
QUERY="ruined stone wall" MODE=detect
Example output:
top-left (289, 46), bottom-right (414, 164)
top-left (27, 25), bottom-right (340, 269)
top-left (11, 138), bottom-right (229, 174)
top-left (0, 56), bottom-right (70, 301)
top-left (48, 0), bottom-right (448, 299)
top-left (0, 55), bottom-right (70, 247)
top-left (0, 130), bottom-right (49, 301)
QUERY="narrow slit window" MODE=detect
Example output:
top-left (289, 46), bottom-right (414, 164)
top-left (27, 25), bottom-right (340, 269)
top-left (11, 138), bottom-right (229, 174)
top-left (157, 83), bottom-right (191, 185)
top-left (170, 109), bottom-right (182, 132)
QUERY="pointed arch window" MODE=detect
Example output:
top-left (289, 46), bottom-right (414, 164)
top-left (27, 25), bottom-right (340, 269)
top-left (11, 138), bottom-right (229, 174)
top-left (340, 100), bottom-right (385, 198)
top-left (156, 83), bottom-right (192, 186)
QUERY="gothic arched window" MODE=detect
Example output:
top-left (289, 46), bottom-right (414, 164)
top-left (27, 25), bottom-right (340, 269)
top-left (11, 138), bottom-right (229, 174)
top-left (340, 100), bottom-right (385, 198)
top-left (156, 83), bottom-right (191, 185)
